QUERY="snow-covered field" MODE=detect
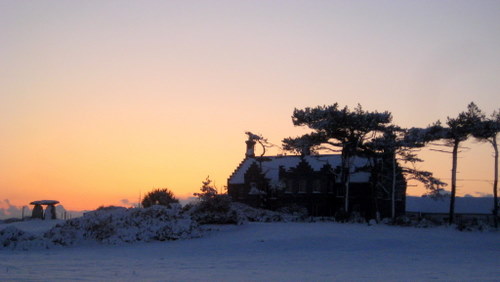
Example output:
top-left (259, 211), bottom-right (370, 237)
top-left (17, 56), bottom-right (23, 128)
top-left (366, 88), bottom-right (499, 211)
top-left (1, 221), bottom-right (498, 281)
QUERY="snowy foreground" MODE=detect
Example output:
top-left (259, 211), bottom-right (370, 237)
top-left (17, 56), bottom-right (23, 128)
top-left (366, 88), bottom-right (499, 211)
top-left (1, 221), bottom-right (498, 281)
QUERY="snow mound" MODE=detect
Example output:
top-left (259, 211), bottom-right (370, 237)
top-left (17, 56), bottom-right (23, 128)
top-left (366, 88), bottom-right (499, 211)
top-left (0, 205), bottom-right (203, 249)
top-left (45, 205), bottom-right (201, 246)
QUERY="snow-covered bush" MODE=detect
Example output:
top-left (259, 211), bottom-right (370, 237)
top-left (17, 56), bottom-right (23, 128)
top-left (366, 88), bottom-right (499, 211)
top-left (231, 202), bottom-right (307, 222)
top-left (188, 177), bottom-right (243, 224)
top-left (348, 211), bottom-right (366, 224)
top-left (456, 219), bottom-right (490, 232)
top-left (390, 215), bottom-right (413, 226)
top-left (45, 205), bottom-right (201, 245)
top-left (187, 194), bottom-right (242, 225)
top-left (0, 226), bottom-right (48, 250)
top-left (334, 209), bottom-right (349, 223)
top-left (190, 205), bottom-right (242, 225)
top-left (277, 204), bottom-right (309, 219)
top-left (187, 199), bottom-right (307, 225)
top-left (1, 226), bottom-right (30, 248)
top-left (414, 218), bottom-right (437, 228)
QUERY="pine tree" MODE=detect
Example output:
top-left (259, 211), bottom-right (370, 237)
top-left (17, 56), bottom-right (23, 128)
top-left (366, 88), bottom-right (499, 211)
top-left (282, 103), bottom-right (392, 213)
top-left (431, 102), bottom-right (484, 224)
top-left (472, 109), bottom-right (500, 228)
top-left (363, 125), bottom-right (446, 220)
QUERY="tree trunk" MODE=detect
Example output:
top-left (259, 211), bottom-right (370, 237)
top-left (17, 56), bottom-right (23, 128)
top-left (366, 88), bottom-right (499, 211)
top-left (344, 155), bottom-right (351, 213)
top-left (449, 141), bottom-right (459, 225)
top-left (341, 148), bottom-right (351, 213)
top-left (369, 157), bottom-right (380, 222)
top-left (492, 137), bottom-right (498, 228)
top-left (391, 152), bottom-right (396, 220)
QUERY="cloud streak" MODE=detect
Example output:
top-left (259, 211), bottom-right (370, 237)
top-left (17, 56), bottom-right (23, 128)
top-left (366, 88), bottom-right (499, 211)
top-left (0, 199), bottom-right (30, 219)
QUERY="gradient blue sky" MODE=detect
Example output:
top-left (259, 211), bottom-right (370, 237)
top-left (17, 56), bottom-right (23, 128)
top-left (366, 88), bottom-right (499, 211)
top-left (1, 0), bottom-right (499, 213)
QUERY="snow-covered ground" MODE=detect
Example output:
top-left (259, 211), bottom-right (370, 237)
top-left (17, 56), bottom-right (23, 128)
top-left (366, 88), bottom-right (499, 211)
top-left (1, 221), bottom-right (498, 281)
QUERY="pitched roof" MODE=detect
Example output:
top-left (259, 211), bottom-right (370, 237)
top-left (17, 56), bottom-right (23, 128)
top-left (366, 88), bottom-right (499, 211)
top-left (228, 154), bottom-right (371, 185)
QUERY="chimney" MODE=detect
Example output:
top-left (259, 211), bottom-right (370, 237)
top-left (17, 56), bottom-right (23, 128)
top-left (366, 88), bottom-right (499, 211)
top-left (245, 137), bottom-right (256, 158)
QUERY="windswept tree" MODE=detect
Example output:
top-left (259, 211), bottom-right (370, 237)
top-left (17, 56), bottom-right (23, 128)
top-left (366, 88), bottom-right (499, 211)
top-left (363, 125), bottom-right (446, 220)
top-left (282, 103), bottom-right (392, 212)
top-left (362, 126), bottom-right (403, 220)
top-left (432, 102), bottom-right (484, 224)
top-left (472, 109), bottom-right (500, 228)
top-left (403, 122), bottom-right (449, 199)
top-left (282, 133), bottom-right (326, 155)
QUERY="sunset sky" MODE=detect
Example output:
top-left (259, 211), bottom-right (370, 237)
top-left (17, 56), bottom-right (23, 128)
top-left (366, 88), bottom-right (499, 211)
top-left (1, 1), bottom-right (499, 214)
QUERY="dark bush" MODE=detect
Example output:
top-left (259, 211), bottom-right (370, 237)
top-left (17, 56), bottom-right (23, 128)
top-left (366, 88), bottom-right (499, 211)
top-left (142, 188), bottom-right (179, 208)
